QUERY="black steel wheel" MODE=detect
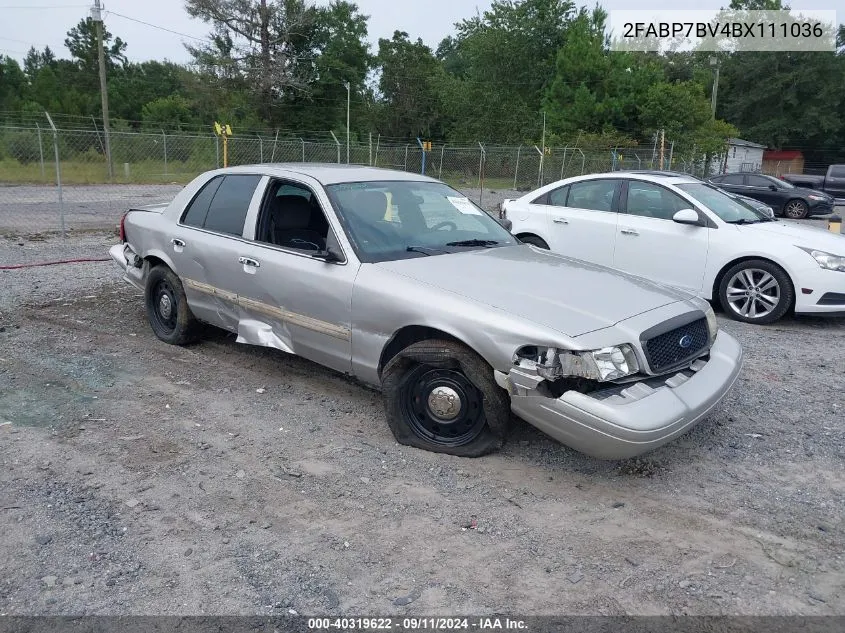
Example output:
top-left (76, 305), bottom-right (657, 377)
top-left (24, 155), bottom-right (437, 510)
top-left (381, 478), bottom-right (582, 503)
top-left (401, 366), bottom-right (486, 447)
top-left (382, 339), bottom-right (511, 457)
top-left (144, 265), bottom-right (200, 345)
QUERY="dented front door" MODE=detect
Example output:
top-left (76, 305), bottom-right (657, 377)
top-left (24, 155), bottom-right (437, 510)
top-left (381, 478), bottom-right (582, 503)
top-left (233, 242), bottom-right (358, 375)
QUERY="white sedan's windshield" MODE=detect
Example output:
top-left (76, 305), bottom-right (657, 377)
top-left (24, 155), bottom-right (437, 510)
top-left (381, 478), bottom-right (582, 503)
top-left (326, 180), bottom-right (517, 262)
top-left (677, 183), bottom-right (770, 223)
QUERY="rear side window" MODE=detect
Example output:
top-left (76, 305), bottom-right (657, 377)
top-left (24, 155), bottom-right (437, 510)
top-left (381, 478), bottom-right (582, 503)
top-left (566, 180), bottom-right (617, 212)
top-left (719, 174), bottom-right (744, 185)
top-left (182, 176), bottom-right (223, 228)
top-left (182, 174), bottom-right (261, 236)
top-left (204, 175), bottom-right (262, 235)
top-left (830, 166), bottom-right (845, 178)
top-left (548, 185), bottom-right (569, 206)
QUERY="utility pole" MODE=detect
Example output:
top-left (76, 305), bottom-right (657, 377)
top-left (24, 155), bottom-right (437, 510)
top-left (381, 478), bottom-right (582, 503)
top-left (659, 128), bottom-right (665, 170)
top-left (709, 56), bottom-right (720, 119)
top-left (344, 82), bottom-right (350, 164)
top-left (92, 0), bottom-right (113, 180)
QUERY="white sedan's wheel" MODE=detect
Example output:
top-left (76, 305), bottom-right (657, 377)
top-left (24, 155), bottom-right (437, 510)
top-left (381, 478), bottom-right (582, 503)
top-left (718, 260), bottom-right (793, 324)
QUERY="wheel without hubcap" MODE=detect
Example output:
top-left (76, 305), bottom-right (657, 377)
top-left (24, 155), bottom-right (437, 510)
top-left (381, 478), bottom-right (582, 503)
top-left (381, 338), bottom-right (510, 457)
top-left (151, 279), bottom-right (178, 334)
top-left (401, 366), bottom-right (486, 447)
top-left (144, 265), bottom-right (200, 345)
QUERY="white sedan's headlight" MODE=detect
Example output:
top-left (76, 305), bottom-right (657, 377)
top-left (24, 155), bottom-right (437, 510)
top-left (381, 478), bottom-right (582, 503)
top-left (514, 344), bottom-right (640, 382)
top-left (798, 247), bottom-right (845, 272)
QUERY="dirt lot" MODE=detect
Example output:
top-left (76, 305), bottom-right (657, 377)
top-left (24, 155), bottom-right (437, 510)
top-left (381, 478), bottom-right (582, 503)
top-left (0, 232), bottom-right (843, 616)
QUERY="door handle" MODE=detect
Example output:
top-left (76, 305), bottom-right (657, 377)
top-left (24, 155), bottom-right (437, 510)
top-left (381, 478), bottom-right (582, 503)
top-left (239, 256), bottom-right (260, 268)
top-left (620, 229), bottom-right (639, 236)
top-left (171, 238), bottom-right (186, 247)
top-left (552, 217), bottom-right (569, 224)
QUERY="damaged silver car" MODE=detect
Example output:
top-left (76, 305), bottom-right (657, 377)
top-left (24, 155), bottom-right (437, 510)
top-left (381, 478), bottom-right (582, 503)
top-left (110, 165), bottom-right (743, 459)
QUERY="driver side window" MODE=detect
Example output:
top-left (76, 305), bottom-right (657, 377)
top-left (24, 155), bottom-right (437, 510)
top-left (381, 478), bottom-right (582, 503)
top-left (255, 180), bottom-right (332, 252)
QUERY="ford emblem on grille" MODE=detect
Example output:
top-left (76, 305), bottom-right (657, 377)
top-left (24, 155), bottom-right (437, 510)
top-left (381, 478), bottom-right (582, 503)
top-left (678, 335), bottom-right (693, 349)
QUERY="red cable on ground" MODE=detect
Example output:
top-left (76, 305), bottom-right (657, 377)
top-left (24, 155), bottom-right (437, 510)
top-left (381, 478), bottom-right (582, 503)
top-left (0, 257), bottom-right (112, 271)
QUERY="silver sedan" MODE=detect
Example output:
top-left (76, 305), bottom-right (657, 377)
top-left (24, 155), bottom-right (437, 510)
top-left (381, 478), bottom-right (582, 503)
top-left (110, 164), bottom-right (743, 459)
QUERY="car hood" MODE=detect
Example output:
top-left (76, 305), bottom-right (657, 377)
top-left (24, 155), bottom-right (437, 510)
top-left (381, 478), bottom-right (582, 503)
top-left (375, 246), bottom-right (691, 337)
top-left (737, 221), bottom-right (845, 254)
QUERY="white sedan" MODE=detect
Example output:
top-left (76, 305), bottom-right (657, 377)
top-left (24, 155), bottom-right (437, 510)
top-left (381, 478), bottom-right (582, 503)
top-left (503, 172), bottom-right (845, 324)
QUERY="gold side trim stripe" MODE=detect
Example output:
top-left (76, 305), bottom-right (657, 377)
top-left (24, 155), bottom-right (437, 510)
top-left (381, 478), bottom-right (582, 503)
top-left (183, 277), bottom-right (350, 341)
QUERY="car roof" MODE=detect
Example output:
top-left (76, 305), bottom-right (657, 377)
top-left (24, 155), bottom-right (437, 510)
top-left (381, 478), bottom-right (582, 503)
top-left (624, 169), bottom-right (703, 181)
top-left (555, 171), bottom-right (702, 186)
top-left (217, 163), bottom-right (439, 185)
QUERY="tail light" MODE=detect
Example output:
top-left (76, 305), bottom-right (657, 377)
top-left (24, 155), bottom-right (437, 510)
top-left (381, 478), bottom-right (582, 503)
top-left (119, 212), bottom-right (128, 242)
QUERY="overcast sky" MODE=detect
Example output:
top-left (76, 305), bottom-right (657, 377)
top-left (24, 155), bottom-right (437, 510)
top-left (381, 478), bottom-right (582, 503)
top-left (0, 0), bottom-right (839, 64)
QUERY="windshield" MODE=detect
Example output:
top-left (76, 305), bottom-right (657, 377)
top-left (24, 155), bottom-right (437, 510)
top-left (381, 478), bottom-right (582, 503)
top-left (325, 180), bottom-right (517, 262)
top-left (676, 183), bottom-right (771, 223)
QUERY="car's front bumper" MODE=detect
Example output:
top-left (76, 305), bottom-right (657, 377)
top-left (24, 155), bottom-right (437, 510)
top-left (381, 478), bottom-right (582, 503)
top-left (501, 330), bottom-right (743, 459)
top-left (808, 200), bottom-right (835, 216)
top-left (792, 262), bottom-right (845, 314)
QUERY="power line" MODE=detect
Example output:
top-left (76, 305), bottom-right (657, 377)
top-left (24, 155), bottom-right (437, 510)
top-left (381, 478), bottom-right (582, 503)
top-left (105, 10), bottom-right (209, 43)
top-left (0, 4), bottom-right (88, 8)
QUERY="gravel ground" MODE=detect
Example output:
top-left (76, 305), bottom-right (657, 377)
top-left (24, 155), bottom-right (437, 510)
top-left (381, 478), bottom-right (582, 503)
top-left (0, 232), bottom-right (843, 616)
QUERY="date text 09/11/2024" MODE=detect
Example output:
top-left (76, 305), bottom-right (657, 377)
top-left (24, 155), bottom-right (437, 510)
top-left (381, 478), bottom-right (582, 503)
top-left (307, 617), bottom-right (528, 630)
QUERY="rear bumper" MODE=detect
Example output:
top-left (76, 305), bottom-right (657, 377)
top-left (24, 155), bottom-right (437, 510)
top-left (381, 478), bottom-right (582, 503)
top-left (109, 243), bottom-right (145, 291)
top-left (504, 331), bottom-right (743, 459)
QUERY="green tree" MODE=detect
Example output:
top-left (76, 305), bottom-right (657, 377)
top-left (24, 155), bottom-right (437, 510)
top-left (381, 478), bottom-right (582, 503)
top-left (437, 0), bottom-right (580, 142)
top-left (185, 0), bottom-right (317, 121)
top-left (141, 95), bottom-right (196, 129)
top-left (65, 17), bottom-right (127, 75)
top-left (0, 56), bottom-right (27, 112)
top-left (376, 31), bottom-right (445, 138)
top-left (284, 1), bottom-right (373, 132)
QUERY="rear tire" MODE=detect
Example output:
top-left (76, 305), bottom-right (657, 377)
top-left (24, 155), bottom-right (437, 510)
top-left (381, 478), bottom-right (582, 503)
top-left (519, 234), bottom-right (549, 249)
top-left (381, 339), bottom-right (510, 457)
top-left (718, 259), bottom-right (793, 324)
top-left (783, 199), bottom-right (808, 219)
top-left (145, 265), bottom-right (200, 345)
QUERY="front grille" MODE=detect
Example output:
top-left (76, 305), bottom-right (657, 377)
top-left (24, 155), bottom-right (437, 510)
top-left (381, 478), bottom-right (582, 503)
top-left (643, 317), bottom-right (709, 372)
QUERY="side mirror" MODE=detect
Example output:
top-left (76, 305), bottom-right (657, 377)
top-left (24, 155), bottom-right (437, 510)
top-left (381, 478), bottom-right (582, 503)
top-left (311, 247), bottom-right (343, 263)
top-left (672, 208), bottom-right (701, 226)
top-left (768, 184), bottom-right (778, 191)
top-left (496, 216), bottom-right (513, 231)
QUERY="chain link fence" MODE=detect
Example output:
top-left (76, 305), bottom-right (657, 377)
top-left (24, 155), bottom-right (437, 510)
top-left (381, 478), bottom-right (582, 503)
top-left (1, 114), bottom-right (709, 250)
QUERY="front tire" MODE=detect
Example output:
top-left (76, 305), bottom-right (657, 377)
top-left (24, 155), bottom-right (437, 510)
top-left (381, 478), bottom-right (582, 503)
top-left (718, 259), bottom-right (793, 324)
top-left (381, 339), bottom-right (510, 457)
top-left (783, 199), bottom-right (808, 219)
top-left (145, 265), bottom-right (200, 345)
